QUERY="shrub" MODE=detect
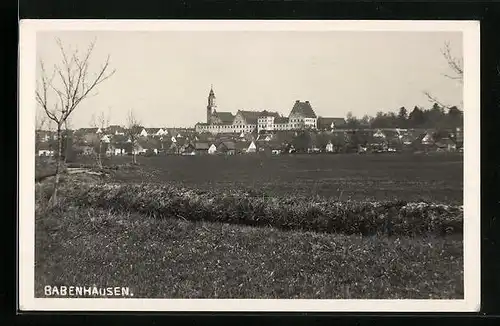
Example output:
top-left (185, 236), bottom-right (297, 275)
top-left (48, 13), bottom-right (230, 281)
top-left (63, 183), bottom-right (463, 237)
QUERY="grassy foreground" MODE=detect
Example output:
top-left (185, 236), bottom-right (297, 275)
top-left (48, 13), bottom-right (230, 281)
top-left (35, 204), bottom-right (463, 299)
top-left (34, 162), bottom-right (464, 299)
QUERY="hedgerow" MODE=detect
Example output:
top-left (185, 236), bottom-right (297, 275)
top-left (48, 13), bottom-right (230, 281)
top-left (62, 183), bottom-right (463, 237)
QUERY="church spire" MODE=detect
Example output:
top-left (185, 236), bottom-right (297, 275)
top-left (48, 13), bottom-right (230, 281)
top-left (207, 84), bottom-right (217, 123)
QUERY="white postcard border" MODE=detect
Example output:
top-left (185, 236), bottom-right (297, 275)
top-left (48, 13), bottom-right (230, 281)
top-left (18, 19), bottom-right (481, 312)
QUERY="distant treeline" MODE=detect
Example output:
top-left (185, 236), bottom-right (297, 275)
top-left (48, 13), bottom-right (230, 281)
top-left (344, 103), bottom-right (463, 130)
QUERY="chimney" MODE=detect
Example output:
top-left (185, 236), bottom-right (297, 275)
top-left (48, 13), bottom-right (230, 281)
top-left (305, 101), bottom-right (309, 104)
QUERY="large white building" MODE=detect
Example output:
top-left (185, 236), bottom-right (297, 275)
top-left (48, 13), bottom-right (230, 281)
top-left (195, 86), bottom-right (323, 134)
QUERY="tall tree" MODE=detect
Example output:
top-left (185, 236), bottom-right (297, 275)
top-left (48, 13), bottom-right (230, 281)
top-left (387, 112), bottom-right (398, 128)
top-left (346, 111), bottom-right (360, 129)
top-left (408, 106), bottom-right (425, 128)
top-left (90, 111), bottom-right (110, 168)
top-left (35, 38), bottom-right (115, 205)
top-left (360, 114), bottom-right (371, 127)
top-left (422, 103), bottom-right (446, 129)
top-left (446, 106), bottom-right (464, 129)
top-left (126, 109), bottom-right (142, 164)
top-left (371, 111), bottom-right (387, 128)
top-left (397, 107), bottom-right (408, 128)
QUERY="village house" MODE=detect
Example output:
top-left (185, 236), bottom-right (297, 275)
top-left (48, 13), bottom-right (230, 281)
top-left (217, 141), bottom-right (236, 155)
top-left (233, 141), bottom-right (249, 154)
top-left (325, 141), bottom-right (334, 153)
top-left (37, 142), bottom-right (54, 156)
top-left (194, 142), bottom-right (210, 155)
top-left (154, 128), bottom-right (167, 137)
top-left (317, 117), bottom-right (347, 130)
top-left (78, 144), bottom-right (94, 156)
top-left (100, 135), bottom-right (111, 143)
top-left (141, 128), bottom-right (167, 138)
top-left (106, 125), bottom-right (126, 136)
top-left (36, 130), bottom-right (57, 142)
top-left (107, 144), bottom-right (126, 156)
top-left (421, 131), bottom-right (434, 145)
top-left (208, 144), bottom-right (217, 155)
top-left (246, 141), bottom-right (257, 153)
top-left (256, 133), bottom-right (273, 142)
top-left (181, 143), bottom-right (196, 155)
top-left (435, 137), bottom-right (457, 152)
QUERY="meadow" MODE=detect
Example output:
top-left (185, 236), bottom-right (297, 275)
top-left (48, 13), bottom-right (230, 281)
top-left (34, 152), bottom-right (464, 299)
top-left (109, 153), bottom-right (463, 203)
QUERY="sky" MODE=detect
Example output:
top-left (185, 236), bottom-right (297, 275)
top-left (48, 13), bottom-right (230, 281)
top-left (36, 30), bottom-right (463, 128)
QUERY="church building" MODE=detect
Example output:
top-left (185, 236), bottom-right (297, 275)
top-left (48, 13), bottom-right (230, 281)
top-left (195, 86), bottom-right (321, 134)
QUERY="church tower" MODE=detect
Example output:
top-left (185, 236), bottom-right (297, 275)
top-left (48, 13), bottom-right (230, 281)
top-left (207, 85), bottom-right (217, 124)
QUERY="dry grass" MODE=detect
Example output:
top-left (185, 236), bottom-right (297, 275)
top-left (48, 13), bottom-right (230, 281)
top-left (61, 183), bottom-right (463, 237)
top-left (35, 205), bottom-right (463, 299)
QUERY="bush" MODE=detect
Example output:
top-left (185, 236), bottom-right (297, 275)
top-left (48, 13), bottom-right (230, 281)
top-left (63, 183), bottom-right (463, 237)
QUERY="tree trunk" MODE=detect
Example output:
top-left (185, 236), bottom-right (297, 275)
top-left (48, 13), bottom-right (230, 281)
top-left (49, 125), bottom-right (63, 206)
top-left (97, 141), bottom-right (102, 168)
top-left (63, 134), bottom-right (67, 164)
top-left (132, 142), bottom-right (137, 164)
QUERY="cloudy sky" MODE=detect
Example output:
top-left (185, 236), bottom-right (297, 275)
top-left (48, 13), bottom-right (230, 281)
top-left (36, 30), bottom-right (463, 128)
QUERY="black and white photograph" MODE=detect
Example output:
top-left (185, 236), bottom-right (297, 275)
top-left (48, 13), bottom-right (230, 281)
top-left (18, 20), bottom-right (480, 312)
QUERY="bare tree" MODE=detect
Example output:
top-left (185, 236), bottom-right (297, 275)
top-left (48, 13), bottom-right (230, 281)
top-left (90, 111), bottom-right (110, 168)
top-left (35, 38), bottom-right (115, 205)
top-left (441, 42), bottom-right (463, 82)
top-left (126, 109), bottom-right (142, 164)
top-left (424, 41), bottom-right (463, 109)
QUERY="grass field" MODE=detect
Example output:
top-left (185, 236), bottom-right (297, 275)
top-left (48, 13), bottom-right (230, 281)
top-left (109, 153), bottom-right (463, 203)
top-left (34, 153), bottom-right (464, 299)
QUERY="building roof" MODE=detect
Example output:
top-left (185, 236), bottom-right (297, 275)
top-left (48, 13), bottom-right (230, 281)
top-left (435, 137), bottom-right (456, 146)
top-left (266, 138), bottom-right (285, 150)
top-left (106, 125), bottom-right (125, 133)
top-left (382, 130), bottom-right (401, 139)
top-left (75, 127), bottom-right (99, 135)
top-left (145, 128), bottom-right (161, 134)
top-left (289, 100), bottom-right (317, 118)
top-left (317, 117), bottom-right (346, 128)
top-left (218, 141), bottom-right (236, 150)
top-left (274, 117), bottom-right (289, 124)
top-left (195, 142), bottom-right (210, 150)
top-left (234, 141), bottom-right (251, 150)
top-left (214, 111), bottom-right (235, 124)
top-left (237, 110), bottom-right (280, 124)
top-left (112, 134), bottom-right (128, 143)
top-left (137, 138), bottom-right (161, 149)
top-left (258, 110), bottom-right (281, 118)
top-left (175, 137), bottom-right (189, 147)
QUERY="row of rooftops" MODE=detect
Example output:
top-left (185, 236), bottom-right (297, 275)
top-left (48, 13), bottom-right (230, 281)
top-left (36, 126), bottom-right (197, 137)
top-left (37, 127), bottom-right (462, 152)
